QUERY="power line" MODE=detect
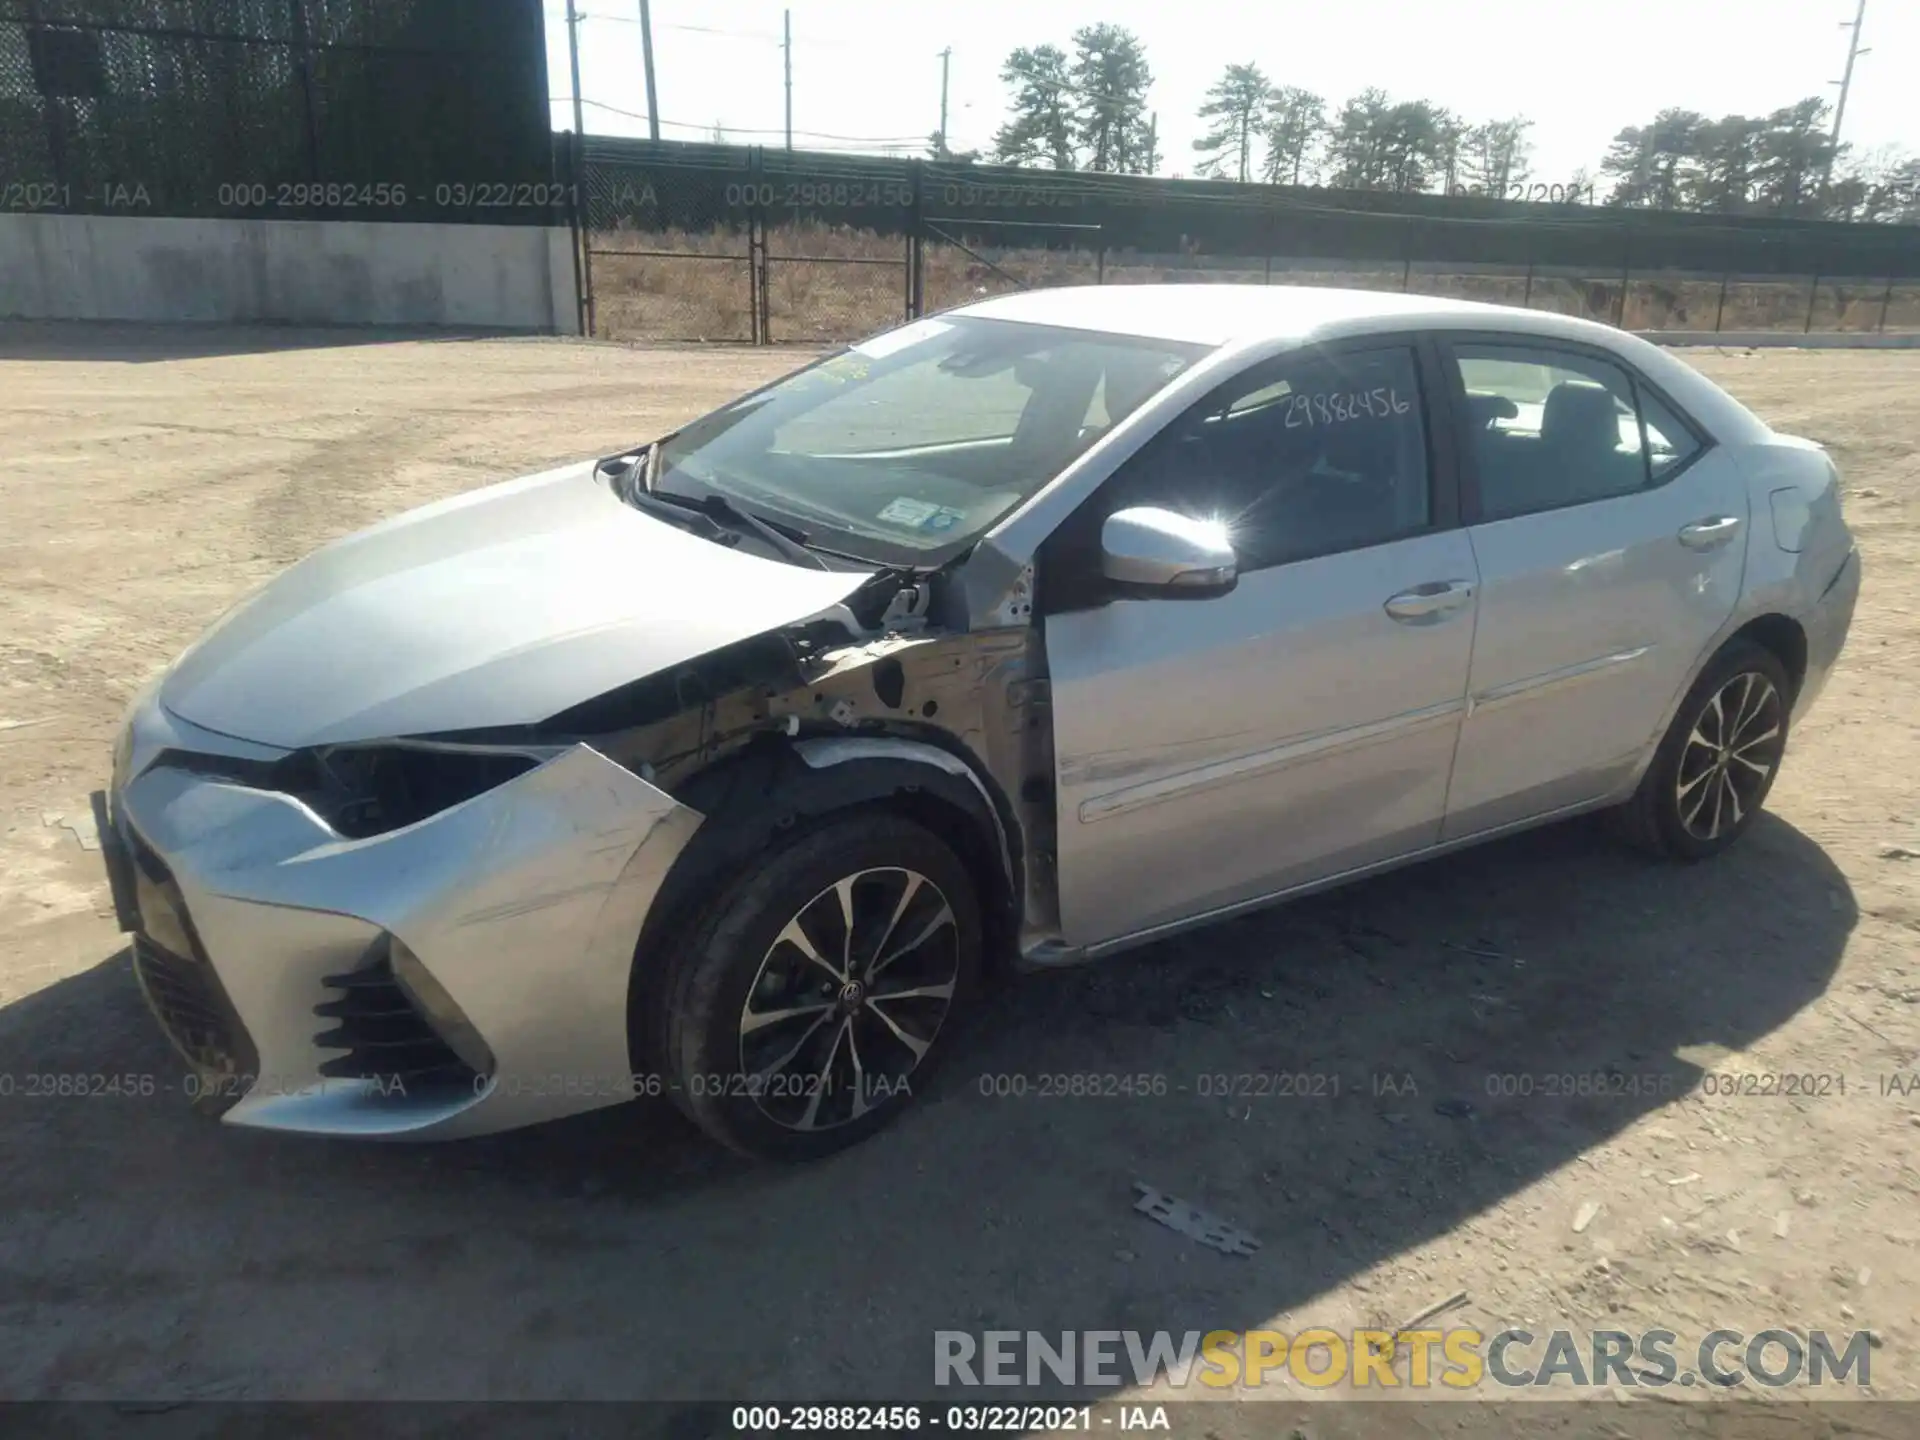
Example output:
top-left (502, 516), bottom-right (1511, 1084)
top-left (577, 12), bottom-right (779, 41)
top-left (563, 97), bottom-right (924, 144)
top-left (580, 12), bottom-right (882, 53)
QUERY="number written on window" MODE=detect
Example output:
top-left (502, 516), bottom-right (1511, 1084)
top-left (1283, 388), bottom-right (1414, 428)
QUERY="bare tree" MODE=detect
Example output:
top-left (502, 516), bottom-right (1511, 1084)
top-left (1826, 144), bottom-right (1920, 222)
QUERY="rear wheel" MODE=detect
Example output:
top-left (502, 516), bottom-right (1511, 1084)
top-left (1610, 639), bottom-right (1791, 861)
top-left (658, 813), bottom-right (981, 1160)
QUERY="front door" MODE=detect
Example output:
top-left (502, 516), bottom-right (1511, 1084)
top-left (1041, 341), bottom-right (1479, 950)
top-left (1436, 338), bottom-right (1749, 839)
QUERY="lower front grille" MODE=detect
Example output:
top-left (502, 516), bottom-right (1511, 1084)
top-left (124, 824), bottom-right (259, 1095)
top-left (314, 958), bottom-right (478, 1092)
top-left (132, 936), bottom-right (257, 1084)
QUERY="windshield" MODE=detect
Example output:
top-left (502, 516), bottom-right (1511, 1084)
top-left (650, 315), bottom-right (1210, 567)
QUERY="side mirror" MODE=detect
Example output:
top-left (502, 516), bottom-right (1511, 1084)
top-left (1099, 506), bottom-right (1238, 598)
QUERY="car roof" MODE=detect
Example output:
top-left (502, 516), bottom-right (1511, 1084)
top-left (948, 283), bottom-right (1623, 350)
top-left (945, 283), bottom-right (1774, 447)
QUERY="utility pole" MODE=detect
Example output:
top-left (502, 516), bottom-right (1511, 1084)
top-left (564, 0), bottom-right (585, 139)
top-left (637, 0), bottom-right (660, 141)
top-left (1827, 0), bottom-right (1870, 187)
top-left (783, 9), bottom-right (793, 150)
top-left (938, 47), bottom-right (951, 156)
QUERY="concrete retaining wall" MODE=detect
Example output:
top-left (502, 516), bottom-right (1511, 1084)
top-left (0, 214), bottom-right (579, 332)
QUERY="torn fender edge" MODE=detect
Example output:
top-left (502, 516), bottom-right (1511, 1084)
top-left (794, 735), bottom-right (1016, 903)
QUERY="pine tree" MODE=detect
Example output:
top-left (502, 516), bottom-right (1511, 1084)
top-left (1069, 24), bottom-right (1154, 174)
top-left (991, 45), bottom-right (1078, 170)
top-left (1259, 87), bottom-right (1326, 186)
top-left (1192, 63), bottom-right (1270, 183)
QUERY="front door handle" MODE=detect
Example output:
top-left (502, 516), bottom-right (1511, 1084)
top-left (1384, 579), bottom-right (1476, 623)
top-left (1679, 515), bottom-right (1743, 551)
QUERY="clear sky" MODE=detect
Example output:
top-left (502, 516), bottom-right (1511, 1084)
top-left (541, 0), bottom-right (1915, 182)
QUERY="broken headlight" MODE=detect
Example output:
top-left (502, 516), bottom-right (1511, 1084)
top-left (293, 741), bottom-right (561, 839)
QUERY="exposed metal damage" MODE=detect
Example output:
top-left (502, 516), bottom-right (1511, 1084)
top-left (523, 565), bottom-right (1065, 957)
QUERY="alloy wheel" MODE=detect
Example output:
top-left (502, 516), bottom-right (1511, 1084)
top-left (1674, 670), bottom-right (1784, 842)
top-left (736, 867), bottom-right (958, 1131)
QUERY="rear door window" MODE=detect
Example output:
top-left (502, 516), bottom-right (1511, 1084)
top-left (1452, 345), bottom-right (1652, 520)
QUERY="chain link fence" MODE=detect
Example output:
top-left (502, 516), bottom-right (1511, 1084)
top-left (572, 140), bottom-right (1920, 346)
top-left (0, 0), bottom-right (552, 224)
top-left (756, 148), bottom-right (913, 345)
top-left (579, 138), bottom-right (756, 341)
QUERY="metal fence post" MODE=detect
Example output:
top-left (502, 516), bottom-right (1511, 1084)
top-left (1521, 256), bottom-right (1534, 309)
top-left (749, 146), bottom-right (770, 344)
top-left (1401, 221), bottom-right (1413, 291)
top-left (563, 131), bottom-right (588, 337)
top-left (1714, 273), bottom-right (1730, 333)
top-left (1804, 273), bottom-right (1821, 334)
top-left (1096, 245), bottom-right (1106, 284)
top-left (908, 159), bottom-right (925, 320)
top-left (574, 131), bottom-right (596, 338)
top-left (1879, 276), bottom-right (1896, 333)
top-left (1613, 229), bottom-right (1630, 327)
top-left (902, 179), bottom-right (915, 322)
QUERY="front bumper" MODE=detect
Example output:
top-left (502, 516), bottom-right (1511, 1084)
top-left (97, 691), bottom-right (702, 1139)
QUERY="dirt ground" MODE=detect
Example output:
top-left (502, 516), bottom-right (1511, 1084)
top-left (1, 323), bottom-right (1917, 1428)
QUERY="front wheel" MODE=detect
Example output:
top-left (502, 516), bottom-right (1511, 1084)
top-left (658, 812), bottom-right (982, 1160)
top-left (1610, 639), bottom-right (1792, 861)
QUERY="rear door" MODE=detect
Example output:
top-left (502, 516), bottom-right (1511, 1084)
top-left (1041, 339), bottom-right (1479, 950)
top-left (1435, 336), bottom-right (1747, 840)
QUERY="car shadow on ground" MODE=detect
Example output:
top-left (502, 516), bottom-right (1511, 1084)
top-left (0, 813), bottom-right (1855, 1402)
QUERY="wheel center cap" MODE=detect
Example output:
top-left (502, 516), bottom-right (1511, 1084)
top-left (837, 979), bottom-right (865, 1012)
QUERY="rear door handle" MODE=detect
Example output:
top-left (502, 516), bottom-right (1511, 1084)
top-left (1679, 515), bottom-right (1743, 551)
top-left (1384, 579), bottom-right (1476, 623)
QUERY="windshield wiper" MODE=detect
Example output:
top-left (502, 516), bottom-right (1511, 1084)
top-left (618, 483), bottom-right (734, 541)
top-left (647, 488), bottom-right (832, 571)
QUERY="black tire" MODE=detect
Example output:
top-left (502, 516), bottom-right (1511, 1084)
top-left (657, 811), bottom-right (982, 1161)
top-left (1609, 639), bottom-right (1792, 861)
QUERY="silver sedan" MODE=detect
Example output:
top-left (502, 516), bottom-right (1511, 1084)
top-left (96, 287), bottom-right (1860, 1159)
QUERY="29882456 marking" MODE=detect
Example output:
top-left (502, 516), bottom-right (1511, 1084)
top-left (0, 1072), bottom-right (158, 1098)
top-left (977, 1072), bottom-right (1168, 1098)
top-left (730, 1404), bottom-right (928, 1430)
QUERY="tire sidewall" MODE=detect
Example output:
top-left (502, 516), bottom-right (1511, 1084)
top-left (1647, 641), bottom-right (1792, 860)
top-left (664, 812), bottom-right (983, 1161)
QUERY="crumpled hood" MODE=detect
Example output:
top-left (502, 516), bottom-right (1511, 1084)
top-left (160, 461), bottom-right (869, 749)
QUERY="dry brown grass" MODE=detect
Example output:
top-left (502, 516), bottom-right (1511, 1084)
top-left (585, 221), bottom-right (1920, 344)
